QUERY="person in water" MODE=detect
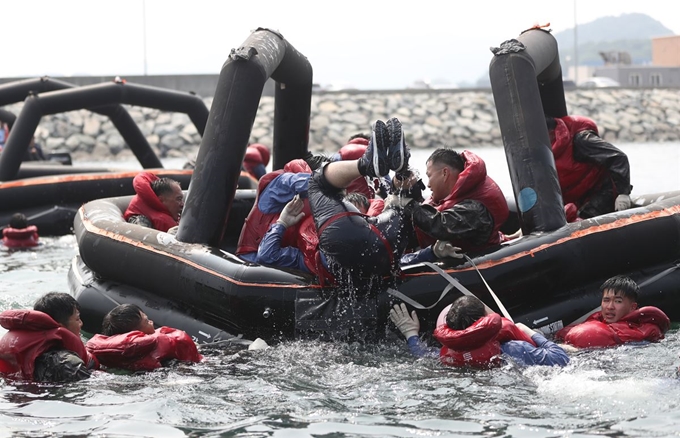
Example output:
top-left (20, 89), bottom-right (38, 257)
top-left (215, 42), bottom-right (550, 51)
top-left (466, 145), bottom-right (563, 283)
top-left (546, 115), bottom-right (633, 219)
top-left (2, 212), bottom-right (39, 249)
top-left (85, 303), bottom-right (202, 371)
top-left (390, 296), bottom-right (569, 368)
top-left (554, 275), bottom-right (670, 348)
top-left (124, 172), bottom-right (184, 232)
top-left (410, 148), bottom-right (509, 254)
top-left (0, 292), bottom-right (99, 382)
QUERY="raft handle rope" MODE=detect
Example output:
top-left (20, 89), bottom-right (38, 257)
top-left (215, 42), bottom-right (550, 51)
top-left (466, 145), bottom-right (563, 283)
top-left (387, 256), bottom-right (513, 322)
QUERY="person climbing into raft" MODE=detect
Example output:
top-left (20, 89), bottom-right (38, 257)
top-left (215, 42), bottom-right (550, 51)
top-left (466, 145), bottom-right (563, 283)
top-left (304, 117), bottom-right (422, 285)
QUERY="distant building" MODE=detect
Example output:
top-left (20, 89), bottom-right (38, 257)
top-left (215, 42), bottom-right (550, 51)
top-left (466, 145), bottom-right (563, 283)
top-left (652, 35), bottom-right (680, 66)
top-left (590, 35), bottom-right (680, 87)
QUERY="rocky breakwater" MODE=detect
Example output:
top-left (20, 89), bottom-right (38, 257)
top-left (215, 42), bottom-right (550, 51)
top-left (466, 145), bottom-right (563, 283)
top-left (4, 88), bottom-right (680, 161)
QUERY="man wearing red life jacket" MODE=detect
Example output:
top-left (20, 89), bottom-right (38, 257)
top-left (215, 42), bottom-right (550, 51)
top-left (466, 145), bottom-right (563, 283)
top-left (0, 292), bottom-right (99, 382)
top-left (413, 148), bottom-right (509, 253)
top-left (547, 115), bottom-right (632, 219)
top-left (124, 172), bottom-right (184, 232)
top-left (2, 212), bottom-right (39, 249)
top-left (86, 304), bottom-right (202, 371)
top-left (390, 296), bottom-right (569, 368)
top-left (236, 159), bottom-right (314, 265)
top-left (555, 276), bottom-right (670, 348)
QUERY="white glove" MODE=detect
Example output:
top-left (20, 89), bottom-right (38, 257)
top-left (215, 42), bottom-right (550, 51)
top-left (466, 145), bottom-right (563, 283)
top-left (384, 194), bottom-right (414, 209)
top-left (276, 194), bottom-right (305, 228)
top-left (432, 240), bottom-right (463, 259)
top-left (615, 194), bottom-right (632, 211)
top-left (166, 225), bottom-right (179, 236)
top-left (389, 303), bottom-right (420, 339)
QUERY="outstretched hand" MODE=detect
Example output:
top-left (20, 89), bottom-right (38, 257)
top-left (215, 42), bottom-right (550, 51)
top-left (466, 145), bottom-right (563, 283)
top-left (277, 194), bottom-right (305, 228)
top-left (432, 240), bottom-right (464, 259)
top-left (615, 194), bottom-right (632, 211)
top-left (389, 303), bottom-right (420, 339)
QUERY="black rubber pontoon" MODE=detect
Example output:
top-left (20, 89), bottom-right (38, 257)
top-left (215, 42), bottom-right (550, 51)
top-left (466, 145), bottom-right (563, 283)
top-left (69, 27), bottom-right (680, 343)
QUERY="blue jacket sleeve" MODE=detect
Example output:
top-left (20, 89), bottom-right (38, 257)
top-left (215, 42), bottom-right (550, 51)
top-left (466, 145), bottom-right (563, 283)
top-left (400, 246), bottom-right (435, 266)
top-left (258, 173), bottom-right (311, 213)
top-left (255, 223), bottom-right (310, 272)
top-left (406, 336), bottom-right (440, 358)
top-left (500, 333), bottom-right (570, 367)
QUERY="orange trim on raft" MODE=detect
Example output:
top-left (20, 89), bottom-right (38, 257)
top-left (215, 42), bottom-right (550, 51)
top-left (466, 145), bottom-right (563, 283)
top-left (0, 169), bottom-right (193, 189)
top-left (79, 208), bottom-right (322, 290)
top-left (80, 203), bottom-right (680, 286)
top-left (403, 204), bottom-right (680, 278)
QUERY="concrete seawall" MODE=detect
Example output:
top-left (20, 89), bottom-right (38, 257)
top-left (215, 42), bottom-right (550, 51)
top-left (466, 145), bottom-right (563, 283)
top-left (3, 87), bottom-right (679, 161)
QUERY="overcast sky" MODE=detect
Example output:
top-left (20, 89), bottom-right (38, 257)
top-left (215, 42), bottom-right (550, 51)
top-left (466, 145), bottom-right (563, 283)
top-left (3, 0), bottom-right (677, 89)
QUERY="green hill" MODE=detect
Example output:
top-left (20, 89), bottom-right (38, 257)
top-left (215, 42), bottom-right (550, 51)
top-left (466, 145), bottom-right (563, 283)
top-left (553, 13), bottom-right (674, 66)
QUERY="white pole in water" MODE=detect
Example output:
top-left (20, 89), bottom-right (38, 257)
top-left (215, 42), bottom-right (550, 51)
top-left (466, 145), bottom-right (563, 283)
top-left (143, 0), bottom-right (148, 76)
top-left (573, 0), bottom-right (578, 84)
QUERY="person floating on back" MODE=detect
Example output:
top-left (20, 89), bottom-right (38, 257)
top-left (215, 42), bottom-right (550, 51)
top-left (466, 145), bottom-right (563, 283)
top-left (554, 275), bottom-right (670, 348)
top-left (2, 213), bottom-right (39, 249)
top-left (0, 292), bottom-right (99, 382)
top-left (85, 304), bottom-right (202, 371)
top-left (124, 173), bottom-right (184, 232)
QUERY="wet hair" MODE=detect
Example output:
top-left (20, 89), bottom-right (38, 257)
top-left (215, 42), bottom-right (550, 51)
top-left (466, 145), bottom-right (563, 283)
top-left (345, 192), bottom-right (369, 213)
top-left (101, 303), bottom-right (145, 336)
top-left (9, 212), bottom-right (28, 229)
top-left (600, 275), bottom-right (639, 302)
top-left (445, 295), bottom-right (487, 330)
top-left (348, 133), bottom-right (370, 142)
top-left (427, 148), bottom-right (464, 172)
top-left (151, 177), bottom-right (180, 197)
top-left (34, 292), bottom-right (80, 326)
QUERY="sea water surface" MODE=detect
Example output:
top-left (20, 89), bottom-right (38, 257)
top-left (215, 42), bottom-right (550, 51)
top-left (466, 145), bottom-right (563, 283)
top-left (1, 143), bottom-right (680, 437)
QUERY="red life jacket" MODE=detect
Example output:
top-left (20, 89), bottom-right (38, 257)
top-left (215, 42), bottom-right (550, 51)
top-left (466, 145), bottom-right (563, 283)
top-left (0, 310), bottom-right (96, 380)
top-left (124, 172), bottom-right (178, 232)
top-left (433, 313), bottom-right (536, 369)
top-left (417, 150), bottom-right (509, 250)
top-left (85, 327), bottom-right (202, 371)
top-left (2, 225), bottom-right (39, 248)
top-left (551, 116), bottom-right (609, 206)
top-left (554, 306), bottom-right (670, 348)
top-left (236, 161), bottom-right (313, 256)
top-left (243, 144), bottom-right (270, 180)
top-left (367, 198), bottom-right (385, 216)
